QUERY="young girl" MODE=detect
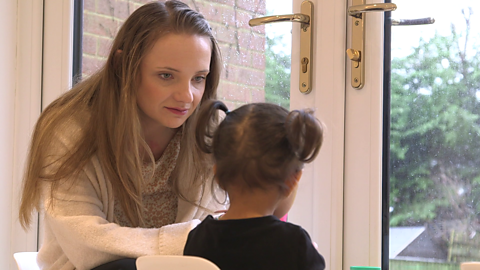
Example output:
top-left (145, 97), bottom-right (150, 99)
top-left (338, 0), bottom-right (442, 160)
top-left (184, 99), bottom-right (326, 270)
top-left (18, 1), bottom-right (225, 269)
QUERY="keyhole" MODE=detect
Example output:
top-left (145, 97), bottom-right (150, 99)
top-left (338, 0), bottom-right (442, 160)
top-left (301, 57), bottom-right (309, 73)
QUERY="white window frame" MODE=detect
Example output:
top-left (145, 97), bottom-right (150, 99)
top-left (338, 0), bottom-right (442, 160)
top-left (6, 1), bottom-right (73, 269)
top-left (5, 0), bottom-right (45, 269)
top-left (1, 0), bottom-right (22, 267)
top-left (36, 0), bottom-right (75, 247)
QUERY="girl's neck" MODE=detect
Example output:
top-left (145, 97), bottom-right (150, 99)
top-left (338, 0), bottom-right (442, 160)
top-left (220, 186), bottom-right (282, 220)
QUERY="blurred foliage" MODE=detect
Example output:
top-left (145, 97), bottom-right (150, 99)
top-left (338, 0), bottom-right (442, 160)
top-left (264, 36), bottom-right (291, 109)
top-left (390, 9), bottom-right (480, 231)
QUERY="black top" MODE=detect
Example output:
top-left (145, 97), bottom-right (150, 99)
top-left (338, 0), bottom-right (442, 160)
top-left (184, 215), bottom-right (326, 270)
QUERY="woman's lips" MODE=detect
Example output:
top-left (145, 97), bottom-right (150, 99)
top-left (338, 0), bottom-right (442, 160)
top-left (166, 107), bottom-right (189, 115)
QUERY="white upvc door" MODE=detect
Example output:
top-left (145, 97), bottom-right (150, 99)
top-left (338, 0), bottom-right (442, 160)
top-left (288, 1), bottom-right (347, 270)
top-left (342, 0), bottom-right (385, 267)
top-left (288, 1), bottom-right (384, 270)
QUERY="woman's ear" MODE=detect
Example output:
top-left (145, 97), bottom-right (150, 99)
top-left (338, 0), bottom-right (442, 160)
top-left (113, 49), bottom-right (123, 69)
top-left (213, 164), bottom-right (221, 186)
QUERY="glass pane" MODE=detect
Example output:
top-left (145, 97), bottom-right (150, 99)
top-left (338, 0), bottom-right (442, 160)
top-left (389, 1), bottom-right (480, 269)
top-left (81, 0), bottom-right (291, 109)
top-left (264, 2), bottom-right (292, 109)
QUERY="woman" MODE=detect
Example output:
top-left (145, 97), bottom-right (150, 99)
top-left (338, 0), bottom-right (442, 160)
top-left (18, 1), bottom-right (224, 269)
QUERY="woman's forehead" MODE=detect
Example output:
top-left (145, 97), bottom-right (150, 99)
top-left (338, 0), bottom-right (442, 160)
top-left (142, 33), bottom-right (212, 71)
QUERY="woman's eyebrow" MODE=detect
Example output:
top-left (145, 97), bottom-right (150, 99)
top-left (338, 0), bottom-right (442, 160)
top-left (155, 67), bottom-right (180, 72)
top-left (154, 67), bottom-right (210, 73)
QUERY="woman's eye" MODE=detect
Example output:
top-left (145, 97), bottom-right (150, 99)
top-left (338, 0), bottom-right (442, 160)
top-left (193, 76), bottom-right (206, 83)
top-left (159, 73), bottom-right (172, 80)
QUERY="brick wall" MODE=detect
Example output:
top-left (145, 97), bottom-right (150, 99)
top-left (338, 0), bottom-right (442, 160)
top-left (82, 0), bottom-right (267, 108)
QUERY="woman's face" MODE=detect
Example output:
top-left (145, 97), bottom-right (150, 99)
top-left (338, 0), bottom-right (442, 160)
top-left (137, 33), bottom-right (212, 131)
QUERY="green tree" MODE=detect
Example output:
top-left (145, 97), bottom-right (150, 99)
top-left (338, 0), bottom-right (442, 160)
top-left (389, 8), bottom-right (480, 234)
top-left (264, 36), bottom-right (291, 109)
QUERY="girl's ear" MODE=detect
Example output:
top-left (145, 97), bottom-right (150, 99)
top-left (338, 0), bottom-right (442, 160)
top-left (294, 169), bottom-right (303, 182)
top-left (283, 170), bottom-right (302, 197)
top-left (273, 170), bottom-right (303, 219)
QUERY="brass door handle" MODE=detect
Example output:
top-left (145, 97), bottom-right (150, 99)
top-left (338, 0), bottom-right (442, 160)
top-left (391, 17), bottom-right (435, 26)
top-left (249, 14), bottom-right (310, 30)
top-left (348, 3), bottom-right (397, 18)
top-left (346, 1), bottom-right (397, 89)
top-left (249, 1), bottom-right (314, 94)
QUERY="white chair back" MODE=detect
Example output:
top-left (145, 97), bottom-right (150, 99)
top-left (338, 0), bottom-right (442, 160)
top-left (136, 255), bottom-right (220, 270)
top-left (13, 252), bottom-right (40, 270)
top-left (461, 262), bottom-right (480, 270)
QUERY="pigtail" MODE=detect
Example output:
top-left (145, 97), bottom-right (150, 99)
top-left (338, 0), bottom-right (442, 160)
top-left (285, 109), bottom-right (324, 163)
top-left (195, 99), bottom-right (229, 154)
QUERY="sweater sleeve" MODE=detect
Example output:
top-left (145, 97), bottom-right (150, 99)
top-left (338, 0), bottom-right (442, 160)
top-left (41, 165), bottom-right (201, 270)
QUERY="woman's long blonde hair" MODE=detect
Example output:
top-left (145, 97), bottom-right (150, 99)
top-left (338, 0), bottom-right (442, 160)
top-left (19, 0), bottom-right (222, 228)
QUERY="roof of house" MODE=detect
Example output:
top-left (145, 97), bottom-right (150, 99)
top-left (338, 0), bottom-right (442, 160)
top-left (389, 226), bottom-right (425, 258)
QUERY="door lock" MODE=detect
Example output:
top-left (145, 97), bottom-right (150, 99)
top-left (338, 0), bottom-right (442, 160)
top-left (346, 49), bottom-right (361, 68)
top-left (301, 57), bottom-right (309, 73)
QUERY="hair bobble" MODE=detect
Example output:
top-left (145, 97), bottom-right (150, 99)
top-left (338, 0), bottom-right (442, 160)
top-left (218, 103), bottom-right (230, 116)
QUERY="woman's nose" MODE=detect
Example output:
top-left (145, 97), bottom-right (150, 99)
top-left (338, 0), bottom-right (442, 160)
top-left (174, 81), bottom-right (194, 103)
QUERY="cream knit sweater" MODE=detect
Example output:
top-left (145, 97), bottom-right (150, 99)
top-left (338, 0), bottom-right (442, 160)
top-left (36, 112), bottom-right (223, 270)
